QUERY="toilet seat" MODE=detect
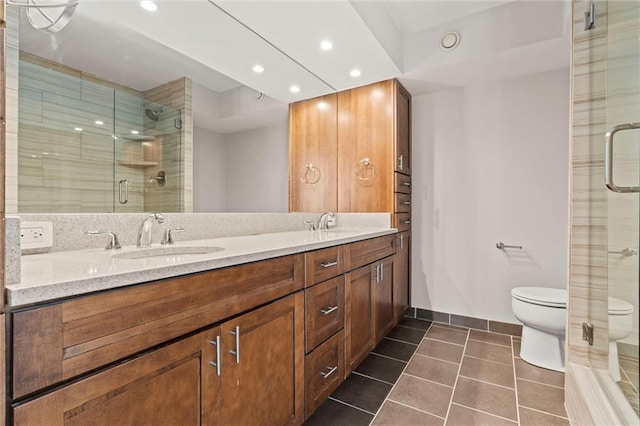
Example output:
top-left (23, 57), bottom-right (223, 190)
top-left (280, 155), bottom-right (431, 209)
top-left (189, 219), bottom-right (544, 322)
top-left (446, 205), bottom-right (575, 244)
top-left (511, 287), bottom-right (566, 308)
top-left (609, 297), bottom-right (633, 315)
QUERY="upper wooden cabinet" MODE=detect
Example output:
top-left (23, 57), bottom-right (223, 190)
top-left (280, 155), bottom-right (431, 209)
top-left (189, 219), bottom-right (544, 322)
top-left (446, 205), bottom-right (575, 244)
top-left (289, 79), bottom-right (411, 215)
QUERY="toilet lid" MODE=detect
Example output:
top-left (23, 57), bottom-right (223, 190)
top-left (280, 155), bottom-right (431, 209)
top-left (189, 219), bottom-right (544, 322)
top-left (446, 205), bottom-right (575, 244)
top-left (608, 297), bottom-right (633, 315)
top-left (511, 287), bottom-right (566, 308)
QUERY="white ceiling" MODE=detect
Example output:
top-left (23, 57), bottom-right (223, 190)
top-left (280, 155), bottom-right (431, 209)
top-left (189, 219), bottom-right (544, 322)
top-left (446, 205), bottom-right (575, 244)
top-left (16, 0), bottom-right (572, 133)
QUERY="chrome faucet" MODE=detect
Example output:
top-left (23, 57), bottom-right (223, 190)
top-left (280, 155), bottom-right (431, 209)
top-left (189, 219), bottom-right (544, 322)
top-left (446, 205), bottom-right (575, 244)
top-left (317, 212), bottom-right (336, 230)
top-left (136, 213), bottom-right (165, 248)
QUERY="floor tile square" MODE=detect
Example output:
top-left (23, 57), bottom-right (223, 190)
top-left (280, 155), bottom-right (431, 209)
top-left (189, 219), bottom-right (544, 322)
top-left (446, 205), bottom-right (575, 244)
top-left (372, 338), bottom-right (418, 362)
top-left (459, 356), bottom-right (515, 388)
top-left (515, 358), bottom-right (564, 388)
top-left (518, 406), bottom-right (570, 425)
top-left (417, 339), bottom-right (464, 364)
top-left (452, 377), bottom-right (518, 421)
top-left (446, 403), bottom-right (517, 425)
top-left (406, 354), bottom-right (459, 387)
top-left (386, 325), bottom-right (427, 344)
top-left (426, 325), bottom-right (468, 345)
top-left (468, 329), bottom-right (511, 347)
top-left (331, 373), bottom-right (392, 414)
top-left (372, 400), bottom-right (444, 425)
top-left (465, 340), bottom-right (513, 365)
top-left (512, 339), bottom-right (521, 358)
top-left (397, 317), bottom-right (432, 331)
top-left (305, 398), bottom-right (373, 426)
top-left (388, 374), bottom-right (453, 418)
top-left (517, 379), bottom-right (567, 418)
top-left (355, 353), bottom-right (406, 384)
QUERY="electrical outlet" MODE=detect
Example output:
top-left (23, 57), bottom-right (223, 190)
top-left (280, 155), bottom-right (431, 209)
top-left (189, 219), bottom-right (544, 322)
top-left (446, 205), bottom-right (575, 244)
top-left (20, 221), bottom-right (53, 249)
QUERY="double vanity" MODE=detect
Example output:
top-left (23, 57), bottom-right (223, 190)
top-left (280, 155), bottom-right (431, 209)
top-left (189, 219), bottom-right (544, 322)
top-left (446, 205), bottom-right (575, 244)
top-left (6, 216), bottom-right (406, 425)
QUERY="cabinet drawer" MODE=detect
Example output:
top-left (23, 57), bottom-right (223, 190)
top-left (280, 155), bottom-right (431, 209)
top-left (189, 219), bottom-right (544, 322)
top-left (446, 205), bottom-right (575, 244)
top-left (305, 276), bottom-right (344, 353)
top-left (305, 245), bottom-right (344, 287)
top-left (395, 213), bottom-right (411, 232)
top-left (345, 234), bottom-right (396, 271)
top-left (305, 330), bottom-right (345, 418)
top-left (394, 193), bottom-right (411, 213)
top-left (395, 173), bottom-right (411, 194)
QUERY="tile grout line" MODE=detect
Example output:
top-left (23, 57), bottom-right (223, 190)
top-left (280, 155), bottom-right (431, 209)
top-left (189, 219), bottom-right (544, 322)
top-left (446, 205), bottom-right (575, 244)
top-left (351, 370), bottom-right (395, 386)
top-left (369, 350), bottom-right (411, 364)
top-left (402, 372), bottom-right (454, 389)
top-left (467, 337), bottom-right (512, 348)
top-left (442, 326), bottom-right (471, 424)
top-left (517, 403), bottom-right (571, 420)
top-left (619, 364), bottom-right (640, 394)
top-left (449, 402), bottom-right (518, 424)
top-left (327, 396), bottom-right (376, 416)
top-left (511, 335), bottom-right (521, 425)
top-left (422, 336), bottom-right (466, 347)
top-left (457, 373), bottom-right (515, 391)
top-left (464, 353), bottom-right (514, 367)
top-left (383, 336), bottom-right (420, 346)
top-left (368, 323), bottom-right (432, 425)
top-left (385, 398), bottom-right (446, 420)
top-left (517, 376), bottom-right (565, 390)
top-left (412, 351), bottom-right (461, 366)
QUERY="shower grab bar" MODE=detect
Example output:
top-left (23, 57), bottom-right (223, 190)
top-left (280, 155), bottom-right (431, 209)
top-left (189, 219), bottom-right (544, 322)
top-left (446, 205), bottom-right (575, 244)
top-left (608, 248), bottom-right (638, 257)
top-left (605, 123), bottom-right (640, 193)
top-left (496, 242), bottom-right (522, 250)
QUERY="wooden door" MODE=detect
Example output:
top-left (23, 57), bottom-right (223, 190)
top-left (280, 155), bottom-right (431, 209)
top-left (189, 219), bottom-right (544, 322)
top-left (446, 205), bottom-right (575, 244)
top-left (13, 330), bottom-right (221, 426)
top-left (289, 94), bottom-right (338, 212)
top-left (221, 292), bottom-right (304, 426)
top-left (337, 80), bottom-right (394, 212)
top-left (373, 256), bottom-right (395, 344)
top-left (394, 81), bottom-right (411, 176)
top-left (344, 264), bottom-right (374, 375)
top-left (394, 232), bottom-right (411, 323)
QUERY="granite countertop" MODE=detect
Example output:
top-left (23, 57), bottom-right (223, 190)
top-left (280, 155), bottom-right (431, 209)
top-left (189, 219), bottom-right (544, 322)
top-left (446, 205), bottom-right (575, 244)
top-left (7, 227), bottom-right (396, 308)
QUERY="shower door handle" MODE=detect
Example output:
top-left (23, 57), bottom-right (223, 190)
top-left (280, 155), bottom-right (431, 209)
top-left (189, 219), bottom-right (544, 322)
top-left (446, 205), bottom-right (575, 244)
top-left (605, 123), bottom-right (640, 193)
top-left (118, 179), bottom-right (129, 204)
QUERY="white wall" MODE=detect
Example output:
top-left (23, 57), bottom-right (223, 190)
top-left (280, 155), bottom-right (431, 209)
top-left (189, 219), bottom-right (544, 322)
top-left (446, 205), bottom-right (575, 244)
top-left (412, 68), bottom-right (570, 323)
top-left (193, 127), bottom-right (228, 212)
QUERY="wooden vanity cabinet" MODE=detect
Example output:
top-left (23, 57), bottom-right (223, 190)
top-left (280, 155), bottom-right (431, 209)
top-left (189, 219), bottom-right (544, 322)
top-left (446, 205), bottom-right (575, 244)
top-left (373, 256), bottom-right (395, 344)
top-left (344, 263), bottom-right (374, 375)
top-left (394, 232), bottom-right (411, 323)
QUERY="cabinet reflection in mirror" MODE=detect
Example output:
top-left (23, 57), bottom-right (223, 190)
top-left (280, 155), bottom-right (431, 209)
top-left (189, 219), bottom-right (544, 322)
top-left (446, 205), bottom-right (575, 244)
top-left (5, 2), bottom-right (329, 213)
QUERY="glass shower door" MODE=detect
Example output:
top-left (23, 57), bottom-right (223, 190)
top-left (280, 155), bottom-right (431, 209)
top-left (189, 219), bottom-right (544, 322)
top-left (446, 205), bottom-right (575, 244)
top-left (605, 0), bottom-right (639, 416)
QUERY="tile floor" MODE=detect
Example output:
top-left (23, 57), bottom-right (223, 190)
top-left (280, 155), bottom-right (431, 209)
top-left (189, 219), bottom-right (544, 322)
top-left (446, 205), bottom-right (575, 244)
top-left (619, 355), bottom-right (640, 416)
top-left (305, 318), bottom-right (570, 425)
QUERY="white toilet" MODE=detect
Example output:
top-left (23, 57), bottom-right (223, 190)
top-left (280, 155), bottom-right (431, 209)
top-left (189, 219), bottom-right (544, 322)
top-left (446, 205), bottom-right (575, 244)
top-left (511, 286), bottom-right (634, 377)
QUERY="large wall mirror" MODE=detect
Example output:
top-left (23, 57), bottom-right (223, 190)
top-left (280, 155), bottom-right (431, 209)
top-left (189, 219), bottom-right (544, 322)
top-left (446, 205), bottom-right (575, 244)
top-left (6, 0), bottom-right (334, 214)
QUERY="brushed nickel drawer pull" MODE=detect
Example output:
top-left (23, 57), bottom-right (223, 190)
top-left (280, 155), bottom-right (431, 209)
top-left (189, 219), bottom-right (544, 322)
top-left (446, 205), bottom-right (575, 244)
top-left (229, 326), bottom-right (240, 364)
top-left (320, 366), bottom-right (338, 378)
top-left (401, 201), bottom-right (411, 205)
top-left (402, 220), bottom-right (411, 225)
top-left (208, 335), bottom-right (221, 376)
top-left (320, 260), bottom-right (339, 268)
top-left (398, 155), bottom-right (403, 171)
top-left (401, 182), bottom-right (411, 187)
top-left (320, 305), bottom-right (338, 315)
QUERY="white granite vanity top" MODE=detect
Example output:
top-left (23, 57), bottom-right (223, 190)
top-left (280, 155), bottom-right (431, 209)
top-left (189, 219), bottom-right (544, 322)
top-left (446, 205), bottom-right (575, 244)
top-left (7, 228), bottom-right (396, 307)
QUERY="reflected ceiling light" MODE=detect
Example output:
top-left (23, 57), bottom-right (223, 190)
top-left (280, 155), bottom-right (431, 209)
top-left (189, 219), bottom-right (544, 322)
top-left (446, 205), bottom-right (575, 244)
top-left (290, 85), bottom-right (300, 93)
top-left (350, 69), bottom-right (361, 77)
top-left (252, 64), bottom-right (265, 73)
top-left (320, 40), bottom-right (333, 51)
top-left (74, 127), bottom-right (83, 131)
top-left (131, 130), bottom-right (140, 135)
top-left (317, 101), bottom-right (329, 110)
top-left (95, 120), bottom-right (104, 125)
top-left (140, 1), bottom-right (158, 12)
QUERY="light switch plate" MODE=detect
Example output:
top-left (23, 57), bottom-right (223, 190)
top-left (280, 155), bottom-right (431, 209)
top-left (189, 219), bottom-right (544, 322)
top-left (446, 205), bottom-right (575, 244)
top-left (20, 221), bottom-right (53, 249)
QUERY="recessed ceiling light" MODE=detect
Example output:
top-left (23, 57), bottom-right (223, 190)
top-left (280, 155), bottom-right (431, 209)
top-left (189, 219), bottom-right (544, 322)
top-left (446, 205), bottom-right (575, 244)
top-left (140, 1), bottom-right (158, 12)
top-left (95, 120), bottom-right (104, 125)
top-left (320, 40), bottom-right (333, 51)
top-left (350, 69), bottom-right (361, 77)
top-left (74, 127), bottom-right (83, 132)
top-left (252, 64), bottom-right (265, 73)
top-left (290, 85), bottom-right (300, 93)
top-left (131, 130), bottom-right (140, 135)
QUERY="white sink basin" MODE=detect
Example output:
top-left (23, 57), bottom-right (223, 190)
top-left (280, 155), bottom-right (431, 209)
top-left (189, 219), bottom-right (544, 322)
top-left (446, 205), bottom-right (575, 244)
top-left (112, 246), bottom-right (224, 260)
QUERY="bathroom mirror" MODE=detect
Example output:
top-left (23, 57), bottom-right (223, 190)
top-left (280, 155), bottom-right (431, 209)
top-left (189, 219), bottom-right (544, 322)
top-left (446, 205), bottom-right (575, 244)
top-left (8, 0), bottom-right (334, 214)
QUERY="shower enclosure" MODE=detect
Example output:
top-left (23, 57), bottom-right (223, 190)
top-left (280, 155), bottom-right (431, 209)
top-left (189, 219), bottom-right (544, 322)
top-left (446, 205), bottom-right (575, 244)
top-left (16, 55), bottom-right (183, 213)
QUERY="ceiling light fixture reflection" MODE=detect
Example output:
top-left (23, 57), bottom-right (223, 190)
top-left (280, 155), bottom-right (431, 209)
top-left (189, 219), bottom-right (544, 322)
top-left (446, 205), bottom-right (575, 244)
top-left (350, 69), bottom-right (361, 77)
top-left (320, 40), bottom-right (333, 51)
top-left (95, 120), bottom-right (104, 125)
top-left (140, 1), bottom-right (158, 12)
top-left (252, 64), bottom-right (265, 73)
top-left (290, 85), bottom-right (300, 93)
top-left (317, 101), bottom-right (329, 110)
top-left (74, 127), bottom-right (83, 132)
top-left (131, 130), bottom-right (140, 135)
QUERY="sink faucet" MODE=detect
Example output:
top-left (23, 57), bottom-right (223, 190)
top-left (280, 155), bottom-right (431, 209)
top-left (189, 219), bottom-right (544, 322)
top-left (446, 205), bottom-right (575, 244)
top-left (137, 213), bottom-right (165, 248)
top-left (318, 212), bottom-right (336, 230)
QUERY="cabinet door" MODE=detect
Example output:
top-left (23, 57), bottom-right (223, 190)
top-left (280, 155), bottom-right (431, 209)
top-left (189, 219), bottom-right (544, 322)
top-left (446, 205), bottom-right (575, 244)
top-left (289, 94), bottom-right (338, 212)
top-left (394, 232), bottom-right (411, 323)
top-left (344, 264), bottom-right (374, 375)
top-left (13, 330), bottom-right (222, 426)
top-left (221, 292), bottom-right (304, 426)
top-left (373, 256), bottom-right (395, 344)
top-left (394, 82), bottom-right (411, 176)
top-left (337, 80), bottom-right (394, 213)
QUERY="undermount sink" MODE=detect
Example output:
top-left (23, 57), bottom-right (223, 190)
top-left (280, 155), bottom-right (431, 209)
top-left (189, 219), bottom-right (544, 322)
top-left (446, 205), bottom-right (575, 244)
top-left (112, 246), bottom-right (224, 260)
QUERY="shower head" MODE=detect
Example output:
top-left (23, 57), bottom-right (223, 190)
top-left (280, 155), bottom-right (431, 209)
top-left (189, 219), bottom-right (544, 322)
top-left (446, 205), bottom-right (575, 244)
top-left (145, 107), bottom-right (163, 121)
